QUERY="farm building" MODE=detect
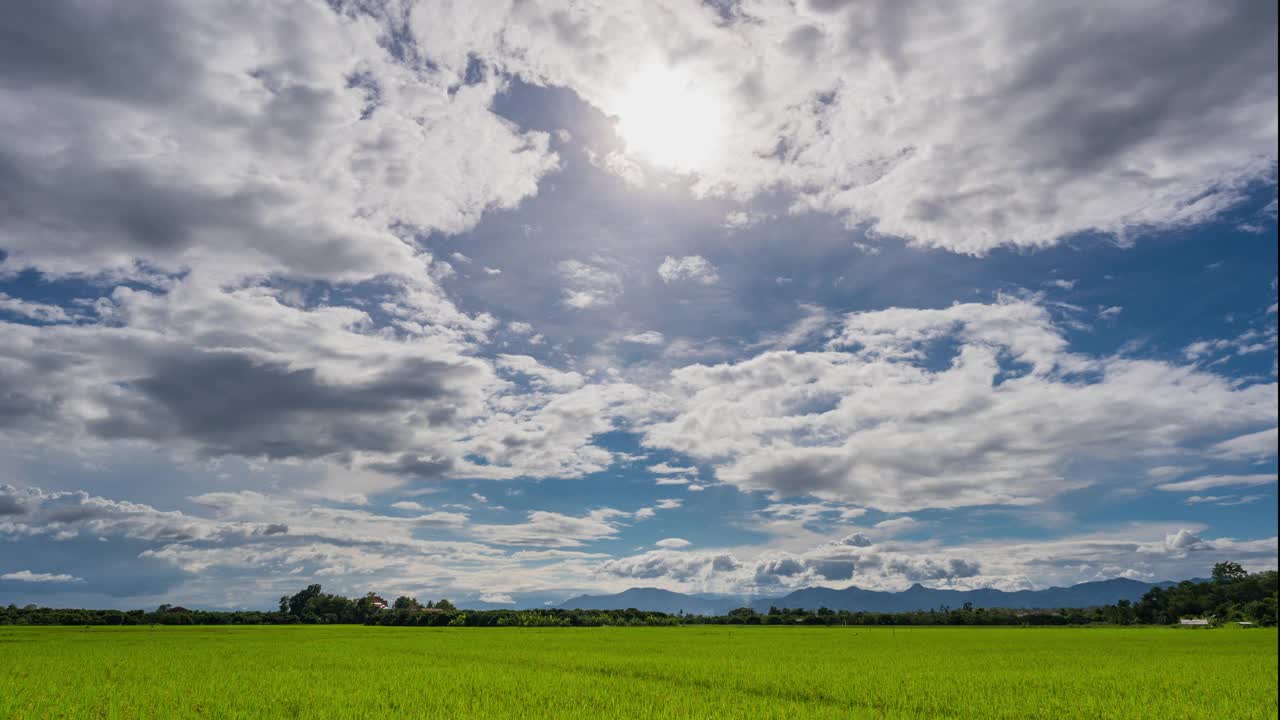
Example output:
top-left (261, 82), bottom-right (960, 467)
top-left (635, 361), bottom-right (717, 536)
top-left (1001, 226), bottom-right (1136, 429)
top-left (369, 596), bottom-right (389, 611)
top-left (1236, 622), bottom-right (1254, 628)
top-left (1179, 618), bottom-right (1210, 627)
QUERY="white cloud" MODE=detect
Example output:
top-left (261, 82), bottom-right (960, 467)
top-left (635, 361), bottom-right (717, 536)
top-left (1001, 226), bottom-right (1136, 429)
top-left (873, 517), bottom-right (917, 533)
top-left (722, 211), bottom-right (770, 231)
top-left (559, 259), bottom-right (623, 309)
top-left (0, 293), bottom-right (74, 323)
top-left (658, 256), bottom-right (719, 285)
top-left (468, 509), bottom-right (628, 548)
top-left (836, 533), bottom-right (874, 548)
top-left (1, 0), bottom-right (1276, 609)
top-left (1183, 495), bottom-right (1263, 506)
top-left (1164, 529), bottom-right (1211, 552)
top-left (469, 0), bottom-right (1276, 255)
top-left (0, 0), bottom-right (559, 281)
top-left (1210, 428), bottom-right (1278, 461)
top-left (1, 570), bottom-right (84, 583)
top-left (643, 298), bottom-right (1277, 511)
top-left (479, 592), bottom-right (516, 604)
top-left (496, 355), bottom-right (585, 391)
top-left (648, 463), bottom-right (697, 475)
top-left (588, 149), bottom-right (646, 187)
top-left (751, 304), bottom-right (832, 351)
top-left (655, 538), bottom-right (691, 549)
top-left (1155, 474), bottom-right (1276, 493)
top-left (622, 331), bottom-right (665, 345)
top-left (595, 522), bottom-right (1277, 595)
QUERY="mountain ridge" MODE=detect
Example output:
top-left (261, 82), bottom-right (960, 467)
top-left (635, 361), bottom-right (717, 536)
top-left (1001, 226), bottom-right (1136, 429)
top-left (556, 577), bottom-right (1185, 615)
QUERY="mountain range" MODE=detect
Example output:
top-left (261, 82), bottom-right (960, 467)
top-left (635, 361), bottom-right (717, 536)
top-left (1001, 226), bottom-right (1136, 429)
top-left (556, 578), bottom-right (1185, 615)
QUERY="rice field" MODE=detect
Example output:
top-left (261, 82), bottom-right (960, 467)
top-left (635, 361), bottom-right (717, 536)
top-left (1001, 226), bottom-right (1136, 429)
top-left (1, 625), bottom-right (1275, 719)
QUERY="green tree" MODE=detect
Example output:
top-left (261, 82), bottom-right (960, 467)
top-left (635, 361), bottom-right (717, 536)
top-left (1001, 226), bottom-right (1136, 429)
top-left (286, 584), bottom-right (323, 617)
top-left (434, 599), bottom-right (457, 612)
top-left (1212, 562), bottom-right (1248, 584)
top-left (393, 596), bottom-right (421, 610)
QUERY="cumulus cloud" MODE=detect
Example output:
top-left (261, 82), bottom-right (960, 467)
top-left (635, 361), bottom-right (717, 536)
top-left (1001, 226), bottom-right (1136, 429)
top-left (658, 256), bottom-right (719, 285)
top-left (655, 538), bottom-right (691, 549)
top-left (1, 0), bottom-right (1276, 609)
top-left (1165, 529), bottom-right (1211, 553)
top-left (392, 0), bottom-right (1279, 255)
top-left (0, 0), bottom-right (559, 281)
top-left (593, 522), bottom-right (1277, 595)
top-left (0, 278), bottom-right (497, 467)
top-left (835, 533), bottom-right (873, 548)
top-left (0, 294), bottom-right (74, 324)
top-left (600, 550), bottom-right (741, 582)
top-left (559, 259), bottom-right (623, 309)
top-left (643, 298), bottom-right (1277, 511)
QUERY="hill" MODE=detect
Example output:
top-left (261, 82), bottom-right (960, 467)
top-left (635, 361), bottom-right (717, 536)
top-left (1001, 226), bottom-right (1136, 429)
top-left (559, 578), bottom-right (1179, 615)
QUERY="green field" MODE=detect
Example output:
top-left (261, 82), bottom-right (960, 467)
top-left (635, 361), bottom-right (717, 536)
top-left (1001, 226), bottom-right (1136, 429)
top-left (2, 625), bottom-right (1275, 719)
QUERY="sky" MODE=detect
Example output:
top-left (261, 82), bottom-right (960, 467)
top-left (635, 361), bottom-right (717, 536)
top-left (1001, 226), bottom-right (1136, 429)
top-left (0, 0), bottom-right (1276, 610)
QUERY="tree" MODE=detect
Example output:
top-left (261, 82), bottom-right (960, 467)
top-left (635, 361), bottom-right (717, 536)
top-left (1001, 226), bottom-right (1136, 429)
top-left (393, 596), bottom-right (421, 610)
top-left (434, 599), bottom-right (457, 612)
top-left (1212, 562), bottom-right (1248, 584)
top-left (286, 584), bottom-right (323, 617)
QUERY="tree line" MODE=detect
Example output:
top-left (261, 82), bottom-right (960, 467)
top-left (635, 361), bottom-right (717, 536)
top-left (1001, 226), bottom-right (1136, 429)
top-left (3, 563), bottom-right (1273, 628)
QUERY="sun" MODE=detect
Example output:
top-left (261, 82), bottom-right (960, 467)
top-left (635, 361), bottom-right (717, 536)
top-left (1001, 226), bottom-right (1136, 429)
top-left (610, 64), bottom-right (726, 173)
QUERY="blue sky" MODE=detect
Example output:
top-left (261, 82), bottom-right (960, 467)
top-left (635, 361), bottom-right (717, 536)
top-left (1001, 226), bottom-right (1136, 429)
top-left (0, 0), bottom-right (1276, 609)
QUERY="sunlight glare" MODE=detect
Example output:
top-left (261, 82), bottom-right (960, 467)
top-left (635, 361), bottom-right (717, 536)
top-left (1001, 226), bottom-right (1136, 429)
top-left (612, 65), bottom-right (725, 173)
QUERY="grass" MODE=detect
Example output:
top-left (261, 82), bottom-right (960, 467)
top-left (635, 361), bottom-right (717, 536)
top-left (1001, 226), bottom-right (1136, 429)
top-left (1, 625), bottom-right (1275, 719)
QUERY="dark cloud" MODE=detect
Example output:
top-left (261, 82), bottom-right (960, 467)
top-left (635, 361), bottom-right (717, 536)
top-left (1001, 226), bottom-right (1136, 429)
top-left (0, 487), bottom-right (25, 516)
top-left (1001, 0), bottom-right (1278, 175)
top-left (809, 559), bottom-right (856, 581)
top-left (89, 350), bottom-right (481, 460)
top-left (0, 0), bottom-right (194, 103)
top-left (883, 557), bottom-right (982, 582)
top-left (367, 454), bottom-right (456, 479)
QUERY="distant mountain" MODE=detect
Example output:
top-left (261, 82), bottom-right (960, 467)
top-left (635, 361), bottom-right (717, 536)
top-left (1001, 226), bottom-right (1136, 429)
top-left (558, 587), bottom-right (746, 615)
top-left (558, 578), bottom-right (1180, 615)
